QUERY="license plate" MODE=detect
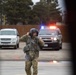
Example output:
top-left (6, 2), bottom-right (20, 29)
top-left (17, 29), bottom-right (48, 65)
top-left (44, 44), bottom-right (48, 47)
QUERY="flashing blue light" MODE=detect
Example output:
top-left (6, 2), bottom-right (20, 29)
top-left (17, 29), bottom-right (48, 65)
top-left (41, 26), bottom-right (44, 29)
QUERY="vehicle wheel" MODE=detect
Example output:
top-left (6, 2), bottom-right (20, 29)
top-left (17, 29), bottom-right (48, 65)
top-left (60, 46), bottom-right (62, 49)
top-left (55, 48), bottom-right (60, 51)
top-left (14, 45), bottom-right (17, 49)
top-left (17, 43), bottom-right (19, 48)
top-left (0, 46), bottom-right (2, 49)
top-left (55, 47), bottom-right (60, 51)
top-left (60, 43), bottom-right (62, 49)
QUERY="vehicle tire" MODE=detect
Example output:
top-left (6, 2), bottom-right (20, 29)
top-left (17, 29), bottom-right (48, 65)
top-left (60, 43), bottom-right (62, 49)
top-left (55, 48), bottom-right (60, 51)
top-left (60, 46), bottom-right (62, 49)
top-left (14, 45), bottom-right (17, 49)
top-left (0, 46), bottom-right (2, 49)
top-left (55, 46), bottom-right (60, 51)
top-left (17, 43), bottom-right (19, 48)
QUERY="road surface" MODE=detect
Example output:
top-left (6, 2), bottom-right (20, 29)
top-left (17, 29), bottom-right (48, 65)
top-left (0, 61), bottom-right (72, 75)
top-left (0, 42), bottom-right (71, 61)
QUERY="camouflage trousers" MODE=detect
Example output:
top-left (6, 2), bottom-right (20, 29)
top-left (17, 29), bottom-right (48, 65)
top-left (25, 58), bottom-right (38, 75)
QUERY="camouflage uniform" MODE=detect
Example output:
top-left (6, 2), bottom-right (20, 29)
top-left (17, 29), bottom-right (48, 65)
top-left (20, 34), bottom-right (44, 75)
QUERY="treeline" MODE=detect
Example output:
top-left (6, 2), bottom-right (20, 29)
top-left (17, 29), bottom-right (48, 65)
top-left (0, 0), bottom-right (62, 25)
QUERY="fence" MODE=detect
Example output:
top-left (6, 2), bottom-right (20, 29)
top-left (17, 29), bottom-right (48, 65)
top-left (0, 25), bottom-right (70, 42)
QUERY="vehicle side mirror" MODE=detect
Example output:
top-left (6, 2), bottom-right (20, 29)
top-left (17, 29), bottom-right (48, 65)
top-left (17, 34), bottom-right (19, 36)
top-left (58, 33), bottom-right (61, 35)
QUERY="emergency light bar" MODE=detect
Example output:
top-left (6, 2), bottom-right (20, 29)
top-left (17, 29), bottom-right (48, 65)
top-left (50, 26), bottom-right (57, 29)
top-left (41, 26), bottom-right (44, 29)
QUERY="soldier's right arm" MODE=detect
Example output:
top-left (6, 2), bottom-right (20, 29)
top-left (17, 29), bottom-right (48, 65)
top-left (19, 32), bottom-right (29, 42)
top-left (19, 34), bottom-right (28, 42)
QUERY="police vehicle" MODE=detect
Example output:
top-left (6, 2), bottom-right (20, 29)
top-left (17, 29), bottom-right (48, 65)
top-left (38, 26), bottom-right (62, 50)
top-left (0, 28), bottom-right (19, 49)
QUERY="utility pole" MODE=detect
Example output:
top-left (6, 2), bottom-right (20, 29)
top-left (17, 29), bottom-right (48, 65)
top-left (0, 0), bottom-right (3, 29)
top-left (1, 7), bottom-right (3, 26)
top-left (3, 15), bottom-right (6, 25)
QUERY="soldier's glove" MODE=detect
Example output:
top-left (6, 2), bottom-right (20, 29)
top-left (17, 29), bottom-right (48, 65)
top-left (26, 32), bottom-right (29, 36)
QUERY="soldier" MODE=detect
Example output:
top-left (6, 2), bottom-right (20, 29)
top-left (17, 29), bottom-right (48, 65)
top-left (20, 28), bottom-right (44, 75)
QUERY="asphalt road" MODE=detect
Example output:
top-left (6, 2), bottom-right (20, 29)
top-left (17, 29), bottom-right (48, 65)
top-left (0, 42), bottom-right (71, 61)
top-left (0, 61), bottom-right (72, 75)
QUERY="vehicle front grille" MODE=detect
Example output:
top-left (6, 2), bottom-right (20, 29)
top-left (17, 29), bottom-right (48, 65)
top-left (1, 38), bottom-right (11, 41)
top-left (42, 38), bottom-right (51, 39)
top-left (44, 40), bottom-right (52, 42)
top-left (1, 42), bottom-right (10, 44)
top-left (42, 38), bottom-right (52, 42)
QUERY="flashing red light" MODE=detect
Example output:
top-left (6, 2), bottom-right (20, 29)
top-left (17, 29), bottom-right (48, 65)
top-left (50, 26), bottom-right (57, 29)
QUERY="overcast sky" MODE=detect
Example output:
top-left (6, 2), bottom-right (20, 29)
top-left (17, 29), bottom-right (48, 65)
top-left (32, 0), bottom-right (66, 11)
top-left (32, 0), bottom-right (40, 4)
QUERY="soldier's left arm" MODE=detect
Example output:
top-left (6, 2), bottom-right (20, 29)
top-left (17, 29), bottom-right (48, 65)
top-left (38, 37), bottom-right (44, 47)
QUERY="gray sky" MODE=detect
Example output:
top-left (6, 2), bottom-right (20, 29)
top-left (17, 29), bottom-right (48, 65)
top-left (32, 0), bottom-right (66, 12)
top-left (32, 0), bottom-right (40, 4)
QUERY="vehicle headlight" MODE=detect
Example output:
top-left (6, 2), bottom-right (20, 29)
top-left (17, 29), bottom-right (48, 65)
top-left (51, 37), bottom-right (57, 41)
top-left (53, 37), bottom-right (57, 41)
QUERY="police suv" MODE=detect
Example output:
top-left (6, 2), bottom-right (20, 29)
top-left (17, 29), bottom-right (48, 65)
top-left (0, 28), bottom-right (19, 49)
top-left (38, 26), bottom-right (62, 50)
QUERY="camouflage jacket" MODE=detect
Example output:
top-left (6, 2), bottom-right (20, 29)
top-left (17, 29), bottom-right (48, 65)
top-left (19, 34), bottom-right (44, 60)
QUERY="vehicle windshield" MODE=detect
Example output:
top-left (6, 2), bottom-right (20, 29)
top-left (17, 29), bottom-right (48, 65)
top-left (39, 29), bottom-right (58, 35)
top-left (0, 30), bottom-right (16, 35)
